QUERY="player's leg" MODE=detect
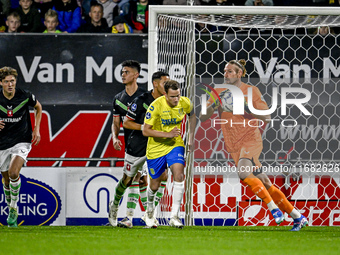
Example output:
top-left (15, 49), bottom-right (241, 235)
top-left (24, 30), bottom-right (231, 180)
top-left (139, 163), bottom-right (149, 211)
top-left (5, 143), bottom-right (31, 227)
top-left (6, 155), bottom-right (24, 227)
top-left (119, 165), bottom-right (148, 228)
top-left (108, 154), bottom-right (144, 227)
top-left (144, 156), bottom-right (167, 228)
top-left (167, 147), bottom-right (185, 228)
top-left (236, 144), bottom-right (285, 225)
top-left (155, 169), bottom-right (168, 208)
top-left (1, 172), bottom-right (11, 207)
top-left (256, 172), bottom-right (308, 231)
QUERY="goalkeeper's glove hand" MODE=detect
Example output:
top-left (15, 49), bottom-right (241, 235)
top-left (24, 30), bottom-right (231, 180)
top-left (210, 89), bottom-right (229, 110)
top-left (244, 99), bottom-right (251, 114)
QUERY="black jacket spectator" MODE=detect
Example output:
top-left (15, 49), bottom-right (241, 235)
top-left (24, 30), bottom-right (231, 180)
top-left (15, 5), bottom-right (41, 32)
top-left (77, 18), bottom-right (111, 33)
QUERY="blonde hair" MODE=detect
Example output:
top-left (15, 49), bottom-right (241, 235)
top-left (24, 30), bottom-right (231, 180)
top-left (228, 59), bottom-right (246, 77)
top-left (45, 9), bottom-right (59, 22)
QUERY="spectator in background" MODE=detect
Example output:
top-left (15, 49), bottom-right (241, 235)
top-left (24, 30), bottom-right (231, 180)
top-left (0, 0), bottom-right (10, 31)
top-left (313, 26), bottom-right (336, 36)
top-left (43, 9), bottom-right (62, 33)
top-left (5, 11), bottom-right (21, 32)
top-left (16, 0), bottom-right (42, 32)
top-left (111, 15), bottom-right (132, 33)
top-left (245, 0), bottom-right (273, 5)
top-left (33, 0), bottom-right (54, 18)
top-left (78, 2), bottom-right (110, 32)
top-left (112, 0), bottom-right (129, 17)
top-left (126, 0), bottom-right (149, 33)
top-left (97, 0), bottom-right (117, 27)
top-left (53, 0), bottom-right (82, 33)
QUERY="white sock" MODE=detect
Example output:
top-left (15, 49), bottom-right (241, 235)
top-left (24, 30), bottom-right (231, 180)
top-left (147, 187), bottom-right (156, 213)
top-left (267, 200), bottom-right (278, 211)
top-left (289, 209), bottom-right (301, 219)
top-left (170, 181), bottom-right (185, 218)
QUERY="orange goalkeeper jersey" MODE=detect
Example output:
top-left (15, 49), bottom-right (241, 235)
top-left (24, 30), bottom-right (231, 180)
top-left (208, 83), bottom-right (269, 153)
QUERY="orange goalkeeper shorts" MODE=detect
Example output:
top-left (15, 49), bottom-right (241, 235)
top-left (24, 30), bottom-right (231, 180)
top-left (230, 141), bottom-right (263, 168)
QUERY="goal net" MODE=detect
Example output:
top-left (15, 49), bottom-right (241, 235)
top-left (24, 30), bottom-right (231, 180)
top-left (149, 6), bottom-right (340, 226)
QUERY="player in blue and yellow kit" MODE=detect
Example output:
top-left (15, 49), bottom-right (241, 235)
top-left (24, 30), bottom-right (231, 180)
top-left (142, 80), bottom-right (196, 228)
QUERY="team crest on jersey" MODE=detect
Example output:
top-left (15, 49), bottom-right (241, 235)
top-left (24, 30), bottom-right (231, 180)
top-left (131, 103), bottom-right (137, 112)
top-left (178, 108), bottom-right (184, 115)
top-left (146, 112), bottom-right (151, 119)
top-left (7, 106), bottom-right (13, 117)
top-left (150, 106), bottom-right (154, 111)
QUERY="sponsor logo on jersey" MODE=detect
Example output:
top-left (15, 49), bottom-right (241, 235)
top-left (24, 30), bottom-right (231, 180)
top-left (7, 106), bottom-right (13, 117)
top-left (149, 106), bottom-right (154, 111)
top-left (131, 103), bottom-right (137, 112)
top-left (146, 112), bottom-right (151, 119)
top-left (161, 118), bottom-right (179, 125)
top-left (0, 175), bottom-right (61, 226)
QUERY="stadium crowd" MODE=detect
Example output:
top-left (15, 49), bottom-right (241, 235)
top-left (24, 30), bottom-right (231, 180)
top-left (0, 0), bottom-right (338, 33)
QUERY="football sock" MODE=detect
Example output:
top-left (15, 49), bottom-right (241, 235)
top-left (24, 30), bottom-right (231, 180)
top-left (268, 185), bottom-right (295, 214)
top-left (9, 176), bottom-right (21, 209)
top-left (289, 209), bottom-right (302, 220)
top-left (155, 181), bottom-right (167, 207)
top-left (170, 181), bottom-right (185, 218)
top-left (126, 181), bottom-right (139, 220)
top-left (139, 185), bottom-right (148, 211)
top-left (113, 179), bottom-right (127, 207)
top-left (243, 177), bottom-right (277, 209)
top-left (147, 187), bottom-right (156, 213)
top-left (2, 180), bottom-right (11, 206)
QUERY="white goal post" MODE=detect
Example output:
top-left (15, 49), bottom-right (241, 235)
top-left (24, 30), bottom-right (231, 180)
top-left (148, 6), bottom-right (340, 227)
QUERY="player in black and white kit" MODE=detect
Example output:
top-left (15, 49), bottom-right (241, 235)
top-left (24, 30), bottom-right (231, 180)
top-left (108, 60), bottom-right (146, 227)
top-left (0, 66), bottom-right (42, 227)
top-left (117, 71), bottom-right (170, 228)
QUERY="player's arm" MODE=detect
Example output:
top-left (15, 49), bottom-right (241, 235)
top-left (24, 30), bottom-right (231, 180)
top-left (187, 112), bottom-right (196, 152)
top-left (199, 101), bottom-right (217, 122)
top-left (123, 117), bottom-right (143, 131)
top-left (32, 100), bottom-right (42, 145)
top-left (123, 99), bottom-right (144, 131)
top-left (111, 116), bottom-right (123, 151)
top-left (250, 112), bottom-right (271, 123)
top-left (247, 87), bottom-right (271, 123)
top-left (0, 120), bottom-right (4, 131)
top-left (142, 123), bottom-right (181, 138)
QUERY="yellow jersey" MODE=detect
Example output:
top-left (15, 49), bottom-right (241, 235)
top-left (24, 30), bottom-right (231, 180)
top-left (144, 95), bottom-right (192, 159)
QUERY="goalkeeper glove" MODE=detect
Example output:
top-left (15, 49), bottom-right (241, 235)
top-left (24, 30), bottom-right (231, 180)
top-left (244, 99), bottom-right (251, 114)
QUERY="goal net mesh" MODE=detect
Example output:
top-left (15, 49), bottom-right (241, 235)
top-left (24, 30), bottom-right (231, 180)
top-left (152, 8), bottom-right (340, 227)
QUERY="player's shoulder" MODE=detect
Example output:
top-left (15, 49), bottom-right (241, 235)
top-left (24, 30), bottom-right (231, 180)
top-left (113, 89), bottom-right (126, 100)
top-left (136, 90), bottom-right (152, 102)
top-left (16, 88), bottom-right (32, 97)
top-left (179, 96), bottom-right (191, 106)
top-left (151, 95), bottom-right (165, 105)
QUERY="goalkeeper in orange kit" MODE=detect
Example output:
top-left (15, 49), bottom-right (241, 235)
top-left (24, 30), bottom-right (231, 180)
top-left (200, 59), bottom-right (308, 231)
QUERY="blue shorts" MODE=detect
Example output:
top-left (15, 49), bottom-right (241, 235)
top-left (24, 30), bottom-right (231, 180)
top-left (147, 147), bottom-right (185, 179)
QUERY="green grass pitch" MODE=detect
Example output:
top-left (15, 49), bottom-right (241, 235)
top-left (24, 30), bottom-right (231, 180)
top-left (1, 226), bottom-right (339, 255)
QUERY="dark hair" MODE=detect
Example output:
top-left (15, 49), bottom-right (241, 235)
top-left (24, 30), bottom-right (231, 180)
top-left (164, 80), bottom-right (180, 94)
top-left (90, 2), bottom-right (103, 12)
top-left (152, 71), bottom-right (169, 83)
top-left (112, 15), bottom-right (127, 26)
top-left (0, 66), bottom-right (18, 81)
top-left (121, 60), bottom-right (141, 73)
